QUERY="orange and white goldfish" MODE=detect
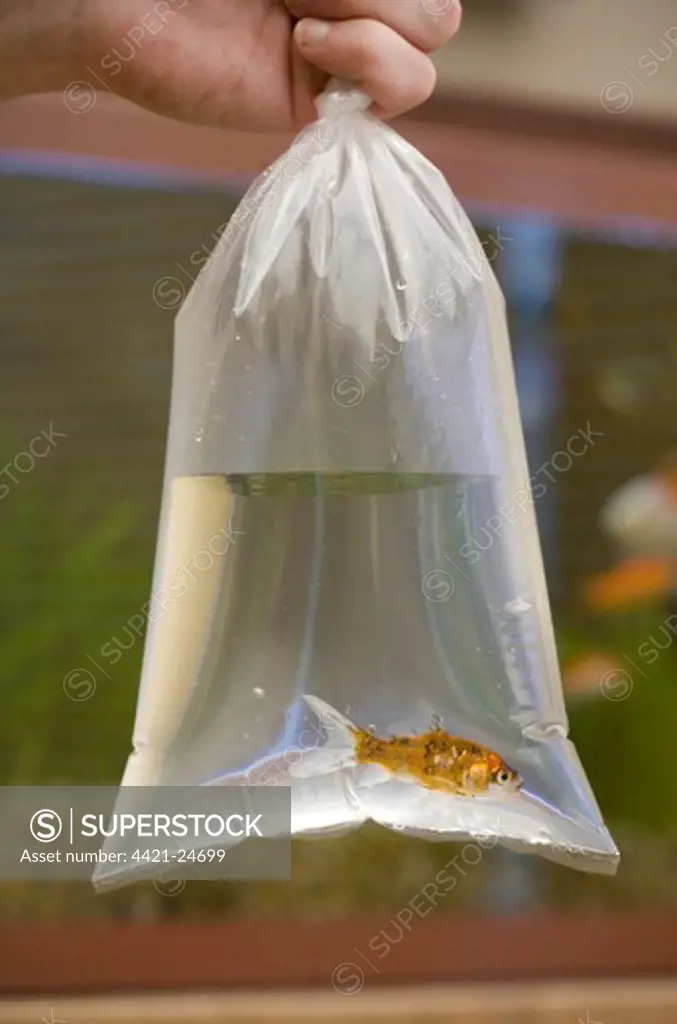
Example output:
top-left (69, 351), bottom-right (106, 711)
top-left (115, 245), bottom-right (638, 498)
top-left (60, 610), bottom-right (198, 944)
top-left (561, 652), bottom-right (625, 700)
top-left (298, 695), bottom-right (522, 798)
top-left (585, 455), bottom-right (677, 611)
top-left (602, 459), bottom-right (677, 557)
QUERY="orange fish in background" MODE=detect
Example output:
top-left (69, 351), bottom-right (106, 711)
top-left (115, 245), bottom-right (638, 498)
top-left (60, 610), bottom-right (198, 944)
top-left (296, 695), bottom-right (523, 798)
top-left (560, 652), bottom-right (626, 700)
top-left (583, 556), bottom-right (674, 611)
top-left (584, 453), bottom-right (677, 611)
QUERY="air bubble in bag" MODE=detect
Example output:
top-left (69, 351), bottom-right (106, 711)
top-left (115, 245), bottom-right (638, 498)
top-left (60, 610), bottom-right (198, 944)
top-left (97, 82), bottom-right (619, 887)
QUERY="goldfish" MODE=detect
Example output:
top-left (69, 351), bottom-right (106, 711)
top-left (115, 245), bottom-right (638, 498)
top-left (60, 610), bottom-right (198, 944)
top-left (584, 455), bottom-right (677, 612)
top-left (561, 652), bottom-right (626, 700)
top-left (602, 460), bottom-right (677, 558)
top-left (584, 556), bottom-right (674, 611)
top-left (298, 695), bottom-right (522, 798)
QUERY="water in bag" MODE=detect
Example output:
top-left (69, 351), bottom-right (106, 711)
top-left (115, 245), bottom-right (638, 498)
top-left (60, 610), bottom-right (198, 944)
top-left (107, 84), bottom-right (619, 881)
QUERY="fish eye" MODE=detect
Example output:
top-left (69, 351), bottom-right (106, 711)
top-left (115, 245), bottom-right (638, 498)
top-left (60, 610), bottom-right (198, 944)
top-left (496, 770), bottom-right (510, 784)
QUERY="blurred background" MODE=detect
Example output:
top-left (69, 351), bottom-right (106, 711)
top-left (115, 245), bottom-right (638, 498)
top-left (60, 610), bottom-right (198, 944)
top-left (1, 0), bottom-right (677, 1021)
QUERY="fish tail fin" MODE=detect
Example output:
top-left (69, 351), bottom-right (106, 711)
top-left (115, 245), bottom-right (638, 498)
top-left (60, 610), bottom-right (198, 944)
top-left (304, 694), bottom-right (359, 745)
top-left (287, 695), bottom-right (358, 780)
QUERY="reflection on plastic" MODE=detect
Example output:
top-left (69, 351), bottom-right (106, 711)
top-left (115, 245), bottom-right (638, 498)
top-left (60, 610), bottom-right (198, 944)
top-left (117, 83), bottom-right (619, 879)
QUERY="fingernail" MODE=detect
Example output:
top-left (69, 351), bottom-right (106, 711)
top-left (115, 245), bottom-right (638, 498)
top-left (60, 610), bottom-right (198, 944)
top-left (296, 18), bottom-right (332, 46)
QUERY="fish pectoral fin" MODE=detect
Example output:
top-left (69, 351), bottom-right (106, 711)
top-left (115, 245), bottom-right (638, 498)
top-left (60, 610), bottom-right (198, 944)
top-left (425, 777), bottom-right (465, 796)
top-left (357, 764), bottom-right (394, 789)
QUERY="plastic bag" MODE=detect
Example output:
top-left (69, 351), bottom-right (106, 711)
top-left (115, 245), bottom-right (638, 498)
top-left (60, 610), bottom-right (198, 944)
top-left (106, 81), bottom-right (619, 882)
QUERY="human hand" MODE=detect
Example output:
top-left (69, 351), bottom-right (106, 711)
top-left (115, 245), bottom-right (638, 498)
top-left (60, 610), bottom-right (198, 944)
top-left (0, 0), bottom-right (462, 130)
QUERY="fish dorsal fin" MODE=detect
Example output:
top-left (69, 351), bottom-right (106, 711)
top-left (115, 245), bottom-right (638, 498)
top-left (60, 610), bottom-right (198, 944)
top-left (428, 711), bottom-right (444, 732)
top-left (385, 702), bottom-right (447, 739)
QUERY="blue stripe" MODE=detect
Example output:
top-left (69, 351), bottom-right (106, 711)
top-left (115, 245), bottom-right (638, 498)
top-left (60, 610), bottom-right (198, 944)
top-left (0, 148), bottom-right (249, 195)
top-left (1, 148), bottom-right (676, 248)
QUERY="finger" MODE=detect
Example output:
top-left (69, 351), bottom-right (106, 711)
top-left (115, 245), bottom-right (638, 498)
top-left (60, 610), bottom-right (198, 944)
top-left (291, 37), bottom-right (331, 127)
top-left (294, 18), bottom-right (437, 117)
top-left (287, 0), bottom-right (462, 54)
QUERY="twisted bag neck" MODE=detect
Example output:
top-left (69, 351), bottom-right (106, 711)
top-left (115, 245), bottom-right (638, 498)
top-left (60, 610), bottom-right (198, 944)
top-left (315, 78), bottom-right (372, 118)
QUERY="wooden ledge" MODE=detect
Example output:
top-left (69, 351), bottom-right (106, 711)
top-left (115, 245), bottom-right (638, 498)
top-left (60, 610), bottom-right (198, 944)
top-left (2, 980), bottom-right (677, 1024)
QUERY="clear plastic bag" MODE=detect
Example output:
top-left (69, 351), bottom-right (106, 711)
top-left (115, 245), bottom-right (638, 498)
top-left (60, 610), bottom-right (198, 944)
top-left (111, 81), bottom-right (619, 879)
